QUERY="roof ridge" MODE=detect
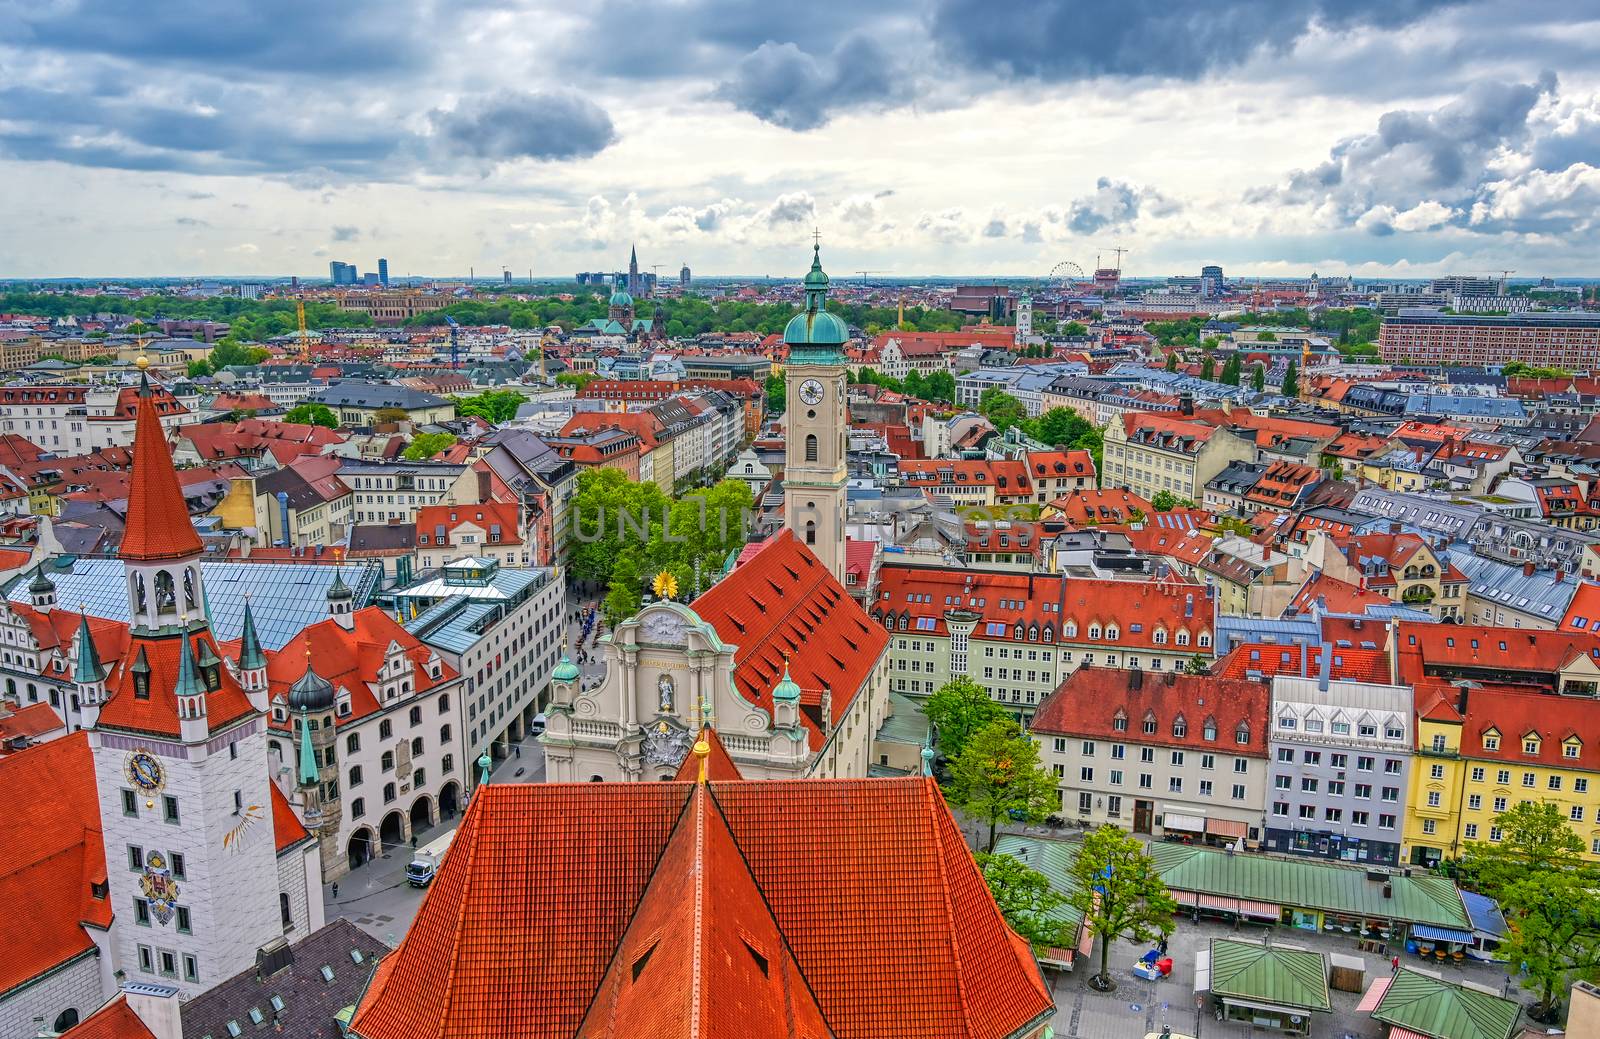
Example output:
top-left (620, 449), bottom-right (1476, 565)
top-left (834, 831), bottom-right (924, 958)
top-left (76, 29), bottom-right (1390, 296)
top-left (690, 784), bottom-right (706, 1038)
top-left (922, 775), bottom-right (978, 1039)
top-left (429, 787), bottom-right (485, 1036)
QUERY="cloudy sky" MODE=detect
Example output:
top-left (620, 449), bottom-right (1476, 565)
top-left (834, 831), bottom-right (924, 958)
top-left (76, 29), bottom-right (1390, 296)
top-left (4, 0), bottom-right (1600, 279)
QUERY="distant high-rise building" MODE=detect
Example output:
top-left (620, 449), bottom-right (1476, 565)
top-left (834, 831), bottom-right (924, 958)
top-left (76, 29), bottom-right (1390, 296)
top-left (680, 263), bottom-right (691, 288)
top-left (329, 261), bottom-right (357, 286)
top-left (1200, 264), bottom-right (1225, 298)
top-left (378, 257), bottom-right (389, 287)
top-left (503, 270), bottom-right (512, 285)
top-left (1430, 274), bottom-right (1498, 297)
top-left (238, 282), bottom-right (265, 300)
top-left (362, 271), bottom-right (380, 287)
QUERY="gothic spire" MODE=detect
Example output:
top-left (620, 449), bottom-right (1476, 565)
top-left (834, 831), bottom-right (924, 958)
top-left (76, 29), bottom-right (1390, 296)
top-left (74, 612), bottom-right (105, 684)
top-left (120, 357), bottom-right (203, 562)
top-left (238, 599), bottom-right (266, 671)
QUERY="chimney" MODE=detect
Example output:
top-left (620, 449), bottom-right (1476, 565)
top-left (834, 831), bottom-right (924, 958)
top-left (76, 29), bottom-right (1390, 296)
top-left (1318, 640), bottom-right (1333, 692)
top-left (1179, 392), bottom-right (1194, 416)
top-left (1523, 561), bottom-right (1536, 578)
top-left (1457, 683), bottom-right (1470, 717)
top-left (1390, 521), bottom-right (1401, 534)
top-left (476, 466), bottom-right (491, 503)
top-left (1128, 668), bottom-right (1143, 691)
top-left (122, 983), bottom-right (184, 1039)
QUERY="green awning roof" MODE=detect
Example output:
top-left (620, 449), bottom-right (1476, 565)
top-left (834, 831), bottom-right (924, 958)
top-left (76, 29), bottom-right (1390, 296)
top-left (1372, 968), bottom-right (1519, 1039)
top-left (1209, 938), bottom-right (1331, 1012)
top-left (991, 835), bottom-right (1086, 929)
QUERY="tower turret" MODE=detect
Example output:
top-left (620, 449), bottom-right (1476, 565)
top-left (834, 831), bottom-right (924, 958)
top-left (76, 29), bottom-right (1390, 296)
top-left (73, 609), bottom-right (106, 728)
top-left (782, 241), bottom-right (849, 583)
top-left (327, 570), bottom-right (355, 630)
top-left (174, 628), bottom-right (209, 744)
top-left (28, 564), bottom-right (55, 612)
top-left (236, 597), bottom-right (269, 709)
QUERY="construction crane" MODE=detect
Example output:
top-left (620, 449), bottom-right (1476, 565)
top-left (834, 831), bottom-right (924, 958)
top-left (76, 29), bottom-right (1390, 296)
top-left (854, 270), bottom-right (888, 281)
top-left (1498, 269), bottom-right (1516, 295)
top-left (1107, 245), bottom-right (1127, 273)
top-left (444, 315), bottom-right (462, 370)
top-left (295, 301), bottom-right (309, 362)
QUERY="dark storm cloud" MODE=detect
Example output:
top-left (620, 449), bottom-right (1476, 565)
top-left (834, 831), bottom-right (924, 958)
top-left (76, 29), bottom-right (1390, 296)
top-left (1258, 74), bottom-right (1557, 228)
top-left (428, 91), bottom-right (617, 162)
top-left (929, 0), bottom-right (1460, 81)
top-left (1065, 178), bottom-right (1160, 234)
top-left (8, 0), bottom-right (425, 75)
top-left (711, 35), bottom-right (909, 131)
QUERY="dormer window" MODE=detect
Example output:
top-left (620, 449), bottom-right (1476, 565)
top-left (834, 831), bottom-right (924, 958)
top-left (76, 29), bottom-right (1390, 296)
top-left (1172, 716), bottom-right (1187, 738)
top-left (1112, 711), bottom-right (1128, 732)
top-left (1142, 712), bottom-right (1157, 735)
top-left (1203, 718), bottom-right (1217, 741)
top-left (1484, 735), bottom-right (1499, 751)
top-left (1524, 737), bottom-right (1540, 755)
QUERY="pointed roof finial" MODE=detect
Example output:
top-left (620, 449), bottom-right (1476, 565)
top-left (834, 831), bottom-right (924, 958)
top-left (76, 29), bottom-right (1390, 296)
top-left (238, 596), bottom-right (266, 670)
top-left (693, 738), bottom-right (711, 783)
top-left (74, 607), bottom-right (105, 684)
top-left (478, 750), bottom-right (493, 786)
top-left (297, 711), bottom-right (320, 786)
top-left (173, 628), bottom-right (205, 699)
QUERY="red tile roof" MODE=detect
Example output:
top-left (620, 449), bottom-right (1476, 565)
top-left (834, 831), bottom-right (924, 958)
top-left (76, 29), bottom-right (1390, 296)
top-left (270, 781), bottom-right (312, 855)
top-left (1291, 571), bottom-right (1392, 615)
top-left (96, 627), bottom-right (259, 738)
top-left (119, 378), bottom-right (204, 562)
top-left (1458, 687), bottom-right (1600, 771)
top-left (0, 732), bottom-right (111, 994)
top-left (0, 700), bottom-right (67, 750)
top-left (415, 501), bottom-right (524, 548)
top-left (691, 531), bottom-right (888, 751)
top-left (266, 611), bottom-right (456, 733)
top-left (350, 778), bottom-right (1052, 1039)
top-left (1032, 667), bottom-right (1269, 756)
top-left (1046, 488), bottom-right (1153, 525)
top-left (1561, 581), bottom-right (1600, 633)
top-left (1212, 642), bottom-right (1391, 685)
top-left (1395, 622), bottom-right (1600, 688)
top-left (60, 996), bottom-right (158, 1039)
top-left (1025, 449), bottom-right (1096, 479)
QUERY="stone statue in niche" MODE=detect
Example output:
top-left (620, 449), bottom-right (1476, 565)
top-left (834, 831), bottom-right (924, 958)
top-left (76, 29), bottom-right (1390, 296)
top-left (657, 673), bottom-right (675, 713)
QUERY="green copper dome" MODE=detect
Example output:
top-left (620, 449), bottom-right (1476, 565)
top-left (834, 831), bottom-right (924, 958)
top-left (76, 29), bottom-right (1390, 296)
top-left (609, 289), bottom-right (633, 308)
top-left (784, 244), bottom-right (848, 358)
top-left (772, 665), bottom-right (801, 703)
top-left (552, 653), bottom-right (581, 683)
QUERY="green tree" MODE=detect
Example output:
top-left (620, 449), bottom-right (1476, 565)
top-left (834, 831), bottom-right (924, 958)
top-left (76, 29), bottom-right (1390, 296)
top-left (603, 556), bottom-right (643, 629)
top-left (1458, 801), bottom-right (1588, 898)
top-left (979, 388), bottom-right (1028, 434)
top-left (1200, 356), bottom-right (1216, 381)
top-left (208, 337), bottom-right (270, 370)
top-left (1066, 825), bottom-right (1178, 991)
top-left (187, 359), bottom-right (213, 378)
top-left (1281, 359), bottom-right (1299, 397)
top-left (284, 403), bottom-right (338, 429)
top-left (765, 372), bottom-right (786, 415)
top-left (1256, 330), bottom-right (1277, 342)
top-left (1164, 351), bottom-right (1178, 372)
top-left (401, 432), bottom-right (457, 460)
top-left (450, 389), bottom-right (526, 424)
top-left (372, 407), bottom-right (409, 425)
top-left (1184, 654), bottom-right (1210, 675)
top-left (923, 370), bottom-right (957, 402)
top-left (1150, 490), bottom-right (1195, 511)
top-left (1061, 321), bottom-right (1088, 337)
top-left (556, 371), bottom-right (602, 391)
top-left (924, 676), bottom-right (1007, 763)
top-left (1499, 871), bottom-right (1600, 1020)
top-left (1251, 363), bottom-right (1265, 392)
top-left (975, 853), bottom-right (1078, 951)
top-left (949, 719), bottom-right (1058, 852)
top-left (1220, 353), bottom-right (1243, 386)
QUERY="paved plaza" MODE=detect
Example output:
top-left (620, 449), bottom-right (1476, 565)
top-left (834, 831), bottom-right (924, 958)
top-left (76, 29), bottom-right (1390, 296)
top-left (1052, 910), bottom-right (1521, 1039)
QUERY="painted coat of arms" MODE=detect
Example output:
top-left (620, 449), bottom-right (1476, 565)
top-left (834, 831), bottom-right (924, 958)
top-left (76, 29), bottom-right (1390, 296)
top-left (141, 850), bottom-right (180, 926)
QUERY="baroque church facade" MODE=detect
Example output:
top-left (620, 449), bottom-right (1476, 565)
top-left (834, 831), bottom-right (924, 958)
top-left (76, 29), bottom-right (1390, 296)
top-left (541, 245), bottom-right (890, 782)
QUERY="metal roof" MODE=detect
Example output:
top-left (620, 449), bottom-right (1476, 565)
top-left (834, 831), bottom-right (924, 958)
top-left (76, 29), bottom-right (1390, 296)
top-left (1150, 843), bottom-right (1471, 929)
top-left (16, 557), bottom-right (380, 651)
top-left (1446, 547), bottom-right (1576, 620)
top-left (1372, 968), bottom-right (1519, 1039)
top-left (990, 835), bottom-right (1085, 929)
top-left (1207, 938), bottom-right (1331, 1011)
top-left (1459, 891), bottom-right (1506, 938)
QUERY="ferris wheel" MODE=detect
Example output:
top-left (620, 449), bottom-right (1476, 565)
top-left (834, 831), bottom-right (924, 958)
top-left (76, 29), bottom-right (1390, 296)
top-left (1042, 261), bottom-right (1087, 293)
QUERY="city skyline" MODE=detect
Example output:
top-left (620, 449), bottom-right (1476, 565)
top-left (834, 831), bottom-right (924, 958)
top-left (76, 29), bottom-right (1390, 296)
top-left (3, 1), bottom-right (1600, 279)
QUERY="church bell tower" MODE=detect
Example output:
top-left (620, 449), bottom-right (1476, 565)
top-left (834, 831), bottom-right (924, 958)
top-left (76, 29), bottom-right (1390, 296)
top-left (781, 241), bottom-right (849, 585)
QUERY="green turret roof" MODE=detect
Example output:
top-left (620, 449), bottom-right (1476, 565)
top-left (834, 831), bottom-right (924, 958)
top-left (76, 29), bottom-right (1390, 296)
top-left (74, 612), bottom-right (105, 684)
top-left (552, 653), bottom-right (581, 683)
top-left (173, 634), bottom-right (205, 699)
top-left (784, 244), bottom-right (848, 359)
top-left (609, 289), bottom-right (634, 308)
top-left (238, 600), bottom-right (266, 670)
top-left (297, 710), bottom-right (319, 786)
top-left (772, 665), bottom-right (801, 703)
top-left (327, 570), bottom-right (353, 601)
top-left (28, 565), bottom-right (54, 595)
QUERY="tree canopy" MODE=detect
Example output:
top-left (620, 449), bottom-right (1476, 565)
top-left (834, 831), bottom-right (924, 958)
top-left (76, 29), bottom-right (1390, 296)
top-left (284, 403), bottom-right (338, 429)
top-left (401, 431), bottom-right (457, 460)
top-left (1066, 825), bottom-right (1178, 990)
top-left (975, 852), bottom-right (1078, 951)
top-left (948, 719), bottom-right (1058, 852)
top-left (924, 676), bottom-right (1007, 763)
top-left (450, 389), bottom-right (525, 424)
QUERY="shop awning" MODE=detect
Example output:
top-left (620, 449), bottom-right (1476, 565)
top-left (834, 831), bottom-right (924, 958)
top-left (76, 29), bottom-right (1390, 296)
top-left (1038, 946), bottom-right (1074, 969)
top-left (1078, 919), bottom-right (1096, 957)
top-left (1205, 818), bottom-right (1249, 840)
top-left (1356, 977), bottom-right (1393, 1013)
top-left (1164, 812), bottom-right (1206, 832)
top-left (1384, 1027), bottom-right (1435, 1039)
top-left (1410, 924), bottom-right (1473, 944)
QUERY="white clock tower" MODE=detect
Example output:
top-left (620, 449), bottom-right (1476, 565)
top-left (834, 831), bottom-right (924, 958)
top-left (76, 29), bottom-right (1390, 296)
top-left (782, 243), bottom-right (850, 585)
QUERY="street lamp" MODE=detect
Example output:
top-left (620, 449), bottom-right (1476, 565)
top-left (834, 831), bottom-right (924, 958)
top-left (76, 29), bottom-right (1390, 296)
top-left (1195, 992), bottom-right (1204, 1039)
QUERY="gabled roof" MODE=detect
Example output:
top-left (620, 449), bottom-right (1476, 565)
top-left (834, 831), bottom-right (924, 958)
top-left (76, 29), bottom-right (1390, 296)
top-left (120, 374), bottom-right (204, 562)
top-left (266, 610), bottom-right (457, 732)
top-left (59, 996), bottom-right (157, 1039)
top-left (350, 777), bottom-right (1051, 1039)
top-left (691, 531), bottom-right (888, 751)
top-left (1031, 667), bottom-right (1268, 755)
top-left (1372, 968), bottom-right (1519, 1039)
top-left (671, 727), bottom-right (743, 781)
top-left (271, 781), bottom-right (312, 855)
top-left (96, 627), bottom-right (257, 739)
top-left (1209, 938), bottom-right (1330, 1012)
top-left (0, 732), bottom-right (111, 995)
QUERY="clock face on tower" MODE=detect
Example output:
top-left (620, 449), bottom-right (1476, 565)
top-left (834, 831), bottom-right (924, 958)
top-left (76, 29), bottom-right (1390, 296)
top-left (798, 378), bottom-right (825, 406)
top-left (125, 749), bottom-right (165, 793)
